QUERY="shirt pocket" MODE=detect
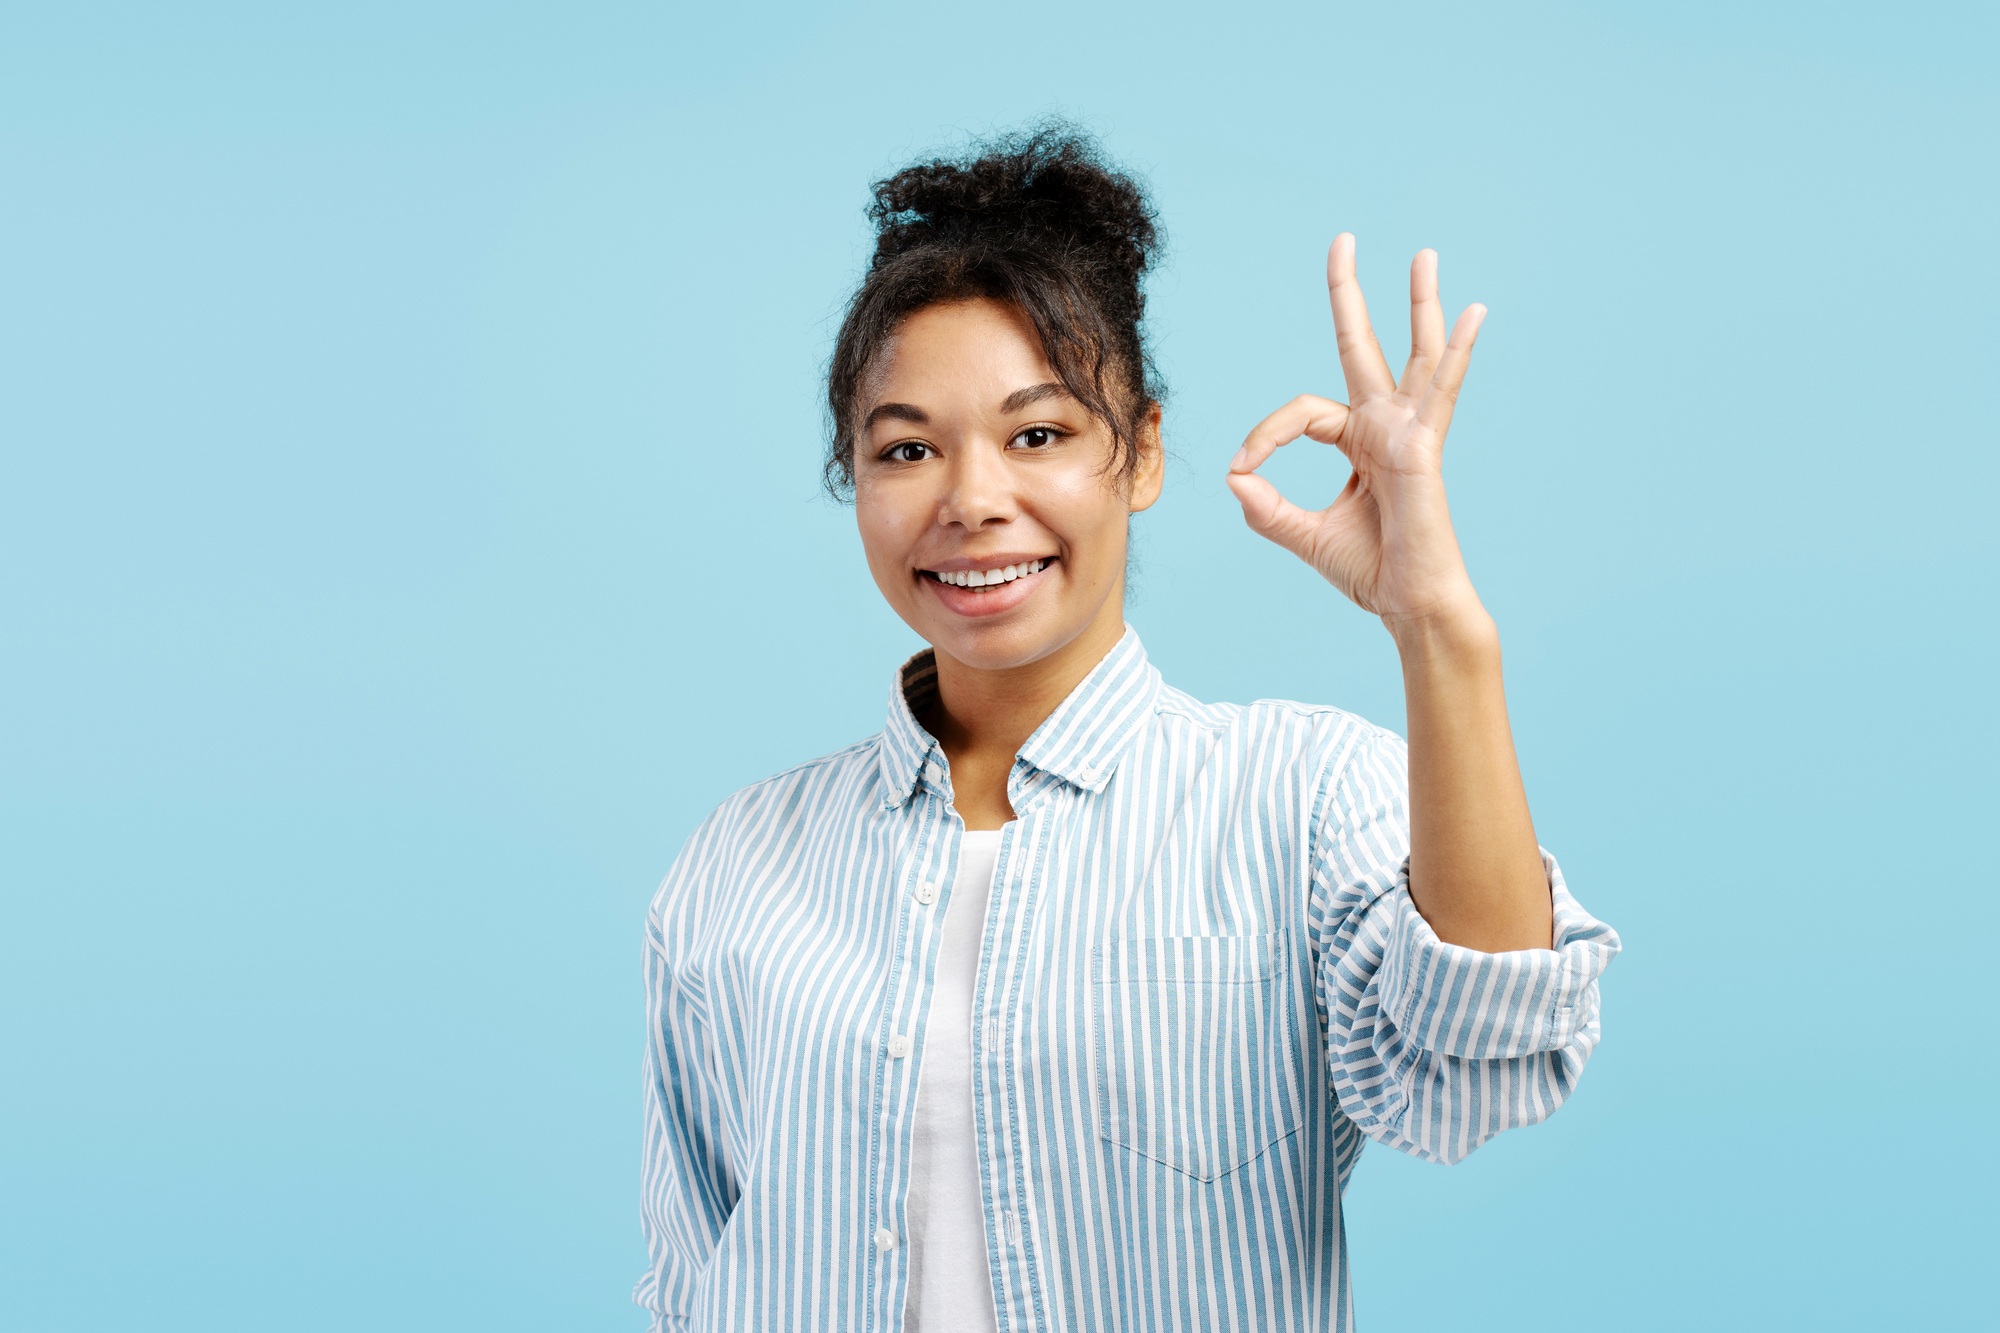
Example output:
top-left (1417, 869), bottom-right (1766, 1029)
top-left (1092, 929), bottom-right (1303, 1182)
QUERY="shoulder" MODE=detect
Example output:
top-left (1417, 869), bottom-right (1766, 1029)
top-left (1149, 680), bottom-right (1404, 781)
top-left (647, 735), bottom-right (881, 920)
top-left (704, 736), bottom-right (881, 831)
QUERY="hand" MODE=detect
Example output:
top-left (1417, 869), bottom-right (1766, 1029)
top-left (1225, 235), bottom-right (1488, 640)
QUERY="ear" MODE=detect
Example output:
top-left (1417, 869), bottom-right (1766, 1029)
top-left (1127, 402), bottom-right (1165, 514)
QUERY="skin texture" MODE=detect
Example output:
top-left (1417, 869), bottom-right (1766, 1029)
top-left (853, 298), bottom-right (1162, 832)
top-left (857, 241), bottom-right (1552, 953)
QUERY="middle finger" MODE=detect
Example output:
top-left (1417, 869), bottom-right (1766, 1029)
top-left (1326, 233), bottom-right (1397, 403)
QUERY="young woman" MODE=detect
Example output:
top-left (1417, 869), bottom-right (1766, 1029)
top-left (636, 127), bottom-right (1619, 1333)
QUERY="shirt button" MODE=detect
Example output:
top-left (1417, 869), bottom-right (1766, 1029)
top-left (874, 1227), bottom-right (896, 1251)
top-left (887, 1034), bottom-right (912, 1058)
top-left (915, 880), bottom-right (937, 905)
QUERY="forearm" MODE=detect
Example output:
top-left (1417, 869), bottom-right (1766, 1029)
top-left (1390, 599), bottom-right (1554, 952)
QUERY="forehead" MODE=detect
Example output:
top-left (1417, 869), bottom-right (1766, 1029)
top-left (866, 299), bottom-right (1058, 406)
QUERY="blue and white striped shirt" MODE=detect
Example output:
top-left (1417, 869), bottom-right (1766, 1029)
top-left (637, 626), bottom-right (1619, 1331)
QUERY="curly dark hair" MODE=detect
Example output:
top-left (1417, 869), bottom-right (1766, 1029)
top-left (823, 121), bottom-right (1164, 499)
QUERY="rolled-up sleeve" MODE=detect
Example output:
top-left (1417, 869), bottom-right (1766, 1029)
top-left (1308, 718), bottom-right (1621, 1165)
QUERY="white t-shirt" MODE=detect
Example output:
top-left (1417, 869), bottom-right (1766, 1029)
top-left (904, 827), bottom-right (1004, 1333)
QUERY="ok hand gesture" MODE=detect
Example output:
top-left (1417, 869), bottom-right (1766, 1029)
top-left (1225, 235), bottom-right (1488, 639)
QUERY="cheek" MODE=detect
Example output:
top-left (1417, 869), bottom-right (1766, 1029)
top-left (1036, 475), bottom-right (1130, 563)
top-left (854, 492), bottom-right (922, 583)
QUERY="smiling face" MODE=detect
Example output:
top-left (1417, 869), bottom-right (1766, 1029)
top-left (853, 298), bottom-right (1162, 677)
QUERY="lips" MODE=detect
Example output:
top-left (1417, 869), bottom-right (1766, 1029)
top-left (918, 556), bottom-right (1057, 619)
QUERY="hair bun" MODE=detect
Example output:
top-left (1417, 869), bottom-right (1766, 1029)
top-left (867, 123), bottom-right (1158, 286)
top-left (825, 121), bottom-right (1164, 498)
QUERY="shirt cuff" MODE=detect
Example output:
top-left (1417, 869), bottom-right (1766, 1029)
top-left (1374, 849), bottom-right (1620, 1060)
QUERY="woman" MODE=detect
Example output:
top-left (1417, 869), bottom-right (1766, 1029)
top-left (636, 126), bottom-right (1619, 1333)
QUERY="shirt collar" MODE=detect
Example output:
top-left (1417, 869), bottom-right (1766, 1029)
top-left (876, 624), bottom-right (1161, 810)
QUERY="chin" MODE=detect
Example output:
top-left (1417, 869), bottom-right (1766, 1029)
top-left (910, 596), bottom-right (1089, 669)
top-left (928, 618), bottom-right (1067, 672)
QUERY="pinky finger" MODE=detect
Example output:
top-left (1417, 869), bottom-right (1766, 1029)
top-left (1414, 303), bottom-right (1487, 441)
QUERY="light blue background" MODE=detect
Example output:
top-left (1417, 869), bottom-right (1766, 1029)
top-left (4, 2), bottom-right (1994, 1328)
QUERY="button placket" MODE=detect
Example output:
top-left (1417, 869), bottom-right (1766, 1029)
top-left (973, 809), bottom-right (1051, 1318)
top-left (876, 791), bottom-right (982, 1314)
top-left (869, 811), bottom-right (951, 1299)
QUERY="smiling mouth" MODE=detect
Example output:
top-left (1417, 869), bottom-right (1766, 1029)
top-left (922, 557), bottom-right (1054, 589)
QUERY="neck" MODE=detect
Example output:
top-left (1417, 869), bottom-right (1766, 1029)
top-left (919, 594), bottom-right (1126, 828)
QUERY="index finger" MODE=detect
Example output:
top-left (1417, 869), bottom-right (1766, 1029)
top-left (1227, 393), bottom-right (1352, 474)
top-left (1327, 233), bottom-right (1397, 403)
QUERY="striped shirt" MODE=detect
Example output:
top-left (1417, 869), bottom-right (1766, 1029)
top-left (637, 626), bottom-right (1619, 1332)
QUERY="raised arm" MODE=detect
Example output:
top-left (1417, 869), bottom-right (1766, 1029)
top-left (1227, 235), bottom-right (1551, 953)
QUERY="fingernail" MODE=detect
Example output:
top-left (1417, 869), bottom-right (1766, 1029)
top-left (1227, 447), bottom-right (1248, 471)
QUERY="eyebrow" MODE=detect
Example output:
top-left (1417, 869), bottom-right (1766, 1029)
top-left (998, 381), bottom-right (1070, 414)
top-left (862, 401), bottom-right (928, 432)
top-left (861, 381), bottom-right (1073, 434)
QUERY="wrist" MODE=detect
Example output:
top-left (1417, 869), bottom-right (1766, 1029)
top-left (1384, 590), bottom-right (1498, 667)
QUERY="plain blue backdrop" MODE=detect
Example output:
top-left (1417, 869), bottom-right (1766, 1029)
top-left (4, 2), bottom-right (1995, 1328)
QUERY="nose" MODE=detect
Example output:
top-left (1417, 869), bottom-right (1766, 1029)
top-left (937, 441), bottom-right (1018, 531)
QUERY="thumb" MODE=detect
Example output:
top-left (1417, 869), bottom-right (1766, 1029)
top-left (1225, 470), bottom-right (1317, 558)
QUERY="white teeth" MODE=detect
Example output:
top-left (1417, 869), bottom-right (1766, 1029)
top-left (936, 558), bottom-right (1047, 587)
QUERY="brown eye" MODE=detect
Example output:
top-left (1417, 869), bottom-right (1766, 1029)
top-left (1012, 426), bottom-right (1064, 449)
top-left (884, 441), bottom-right (933, 463)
